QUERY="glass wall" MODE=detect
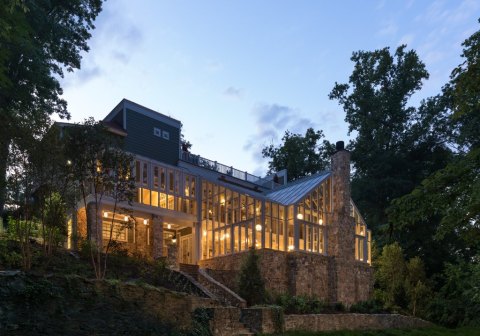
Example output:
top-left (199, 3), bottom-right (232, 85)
top-left (134, 159), bottom-right (197, 216)
top-left (295, 177), bottom-right (331, 253)
top-left (351, 201), bottom-right (370, 264)
top-left (201, 181), bottom-right (264, 258)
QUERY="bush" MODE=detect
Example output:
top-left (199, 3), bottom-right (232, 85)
top-left (349, 299), bottom-right (391, 314)
top-left (237, 248), bottom-right (267, 306)
top-left (273, 293), bottom-right (341, 314)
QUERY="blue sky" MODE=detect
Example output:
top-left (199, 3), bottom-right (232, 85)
top-left (59, 0), bottom-right (480, 176)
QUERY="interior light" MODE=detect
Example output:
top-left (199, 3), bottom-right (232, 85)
top-left (167, 223), bottom-right (171, 229)
top-left (124, 216), bottom-right (129, 222)
top-left (143, 219), bottom-right (148, 225)
top-left (226, 233), bottom-right (230, 238)
top-left (203, 230), bottom-right (207, 237)
top-left (288, 245), bottom-right (294, 251)
top-left (319, 218), bottom-right (323, 225)
top-left (255, 224), bottom-right (262, 232)
top-left (172, 235), bottom-right (177, 244)
top-left (103, 212), bottom-right (108, 218)
top-left (297, 213), bottom-right (303, 220)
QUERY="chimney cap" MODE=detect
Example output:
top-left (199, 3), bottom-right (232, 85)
top-left (336, 141), bottom-right (345, 151)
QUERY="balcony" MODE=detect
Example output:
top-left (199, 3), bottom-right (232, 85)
top-left (180, 151), bottom-right (261, 184)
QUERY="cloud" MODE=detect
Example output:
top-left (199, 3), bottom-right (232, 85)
top-left (244, 103), bottom-right (315, 174)
top-left (377, 20), bottom-right (398, 37)
top-left (223, 86), bottom-right (243, 99)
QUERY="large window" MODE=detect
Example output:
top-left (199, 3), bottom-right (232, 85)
top-left (134, 159), bottom-right (196, 216)
top-left (352, 201), bottom-right (370, 263)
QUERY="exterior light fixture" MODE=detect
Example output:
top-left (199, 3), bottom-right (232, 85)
top-left (66, 160), bottom-right (72, 165)
top-left (172, 235), bottom-right (177, 244)
top-left (103, 212), bottom-right (108, 218)
top-left (143, 219), bottom-right (148, 225)
top-left (319, 218), bottom-right (323, 225)
top-left (255, 224), bottom-right (262, 231)
top-left (297, 213), bottom-right (303, 220)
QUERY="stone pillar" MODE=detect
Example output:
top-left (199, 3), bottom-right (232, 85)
top-left (86, 202), bottom-right (102, 249)
top-left (152, 215), bottom-right (164, 260)
top-left (167, 242), bottom-right (178, 268)
top-left (327, 141), bottom-right (355, 261)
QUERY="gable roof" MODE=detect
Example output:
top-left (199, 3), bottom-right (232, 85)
top-left (265, 171), bottom-right (331, 205)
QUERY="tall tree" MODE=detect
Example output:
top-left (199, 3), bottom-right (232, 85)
top-left (329, 45), bottom-right (452, 238)
top-left (65, 119), bottom-right (136, 279)
top-left (262, 128), bottom-right (334, 181)
top-left (0, 0), bottom-right (103, 216)
top-left (388, 22), bottom-right (480, 270)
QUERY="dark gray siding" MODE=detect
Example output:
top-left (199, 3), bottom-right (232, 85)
top-left (112, 110), bottom-right (124, 128)
top-left (124, 108), bottom-right (180, 165)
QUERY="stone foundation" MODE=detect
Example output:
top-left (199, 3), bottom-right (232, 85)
top-left (199, 249), bottom-right (373, 305)
top-left (284, 313), bottom-right (433, 332)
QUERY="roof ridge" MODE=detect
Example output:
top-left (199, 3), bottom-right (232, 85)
top-left (266, 170), bottom-right (330, 194)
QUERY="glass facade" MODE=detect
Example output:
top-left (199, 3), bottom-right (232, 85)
top-left (351, 201), bottom-right (371, 264)
top-left (128, 158), bottom-right (370, 264)
top-left (135, 159), bottom-right (197, 216)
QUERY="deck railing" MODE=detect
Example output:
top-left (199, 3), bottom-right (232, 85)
top-left (180, 151), bottom-right (261, 183)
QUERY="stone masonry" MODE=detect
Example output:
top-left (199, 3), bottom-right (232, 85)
top-left (200, 142), bottom-right (374, 305)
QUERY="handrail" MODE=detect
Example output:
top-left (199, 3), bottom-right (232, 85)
top-left (180, 151), bottom-right (261, 183)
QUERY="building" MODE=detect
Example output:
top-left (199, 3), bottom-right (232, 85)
top-left (72, 99), bottom-right (373, 305)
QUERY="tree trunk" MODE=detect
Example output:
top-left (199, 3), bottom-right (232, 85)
top-left (0, 134), bottom-right (10, 217)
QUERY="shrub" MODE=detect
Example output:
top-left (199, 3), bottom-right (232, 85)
top-left (237, 248), bottom-right (267, 306)
top-left (349, 299), bottom-right (390, 314)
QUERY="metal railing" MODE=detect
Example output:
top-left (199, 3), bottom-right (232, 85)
top-left (180, 151), bottom-right (261, 183)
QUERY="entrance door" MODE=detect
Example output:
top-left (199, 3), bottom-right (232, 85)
top-left (180, 235), bottom-right (193, 264)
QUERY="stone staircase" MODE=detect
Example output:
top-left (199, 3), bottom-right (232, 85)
top-left (179, 264), bottom-right (247, 308)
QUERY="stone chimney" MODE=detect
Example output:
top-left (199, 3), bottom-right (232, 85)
top-left (327, 141), bottom-right (355, 261)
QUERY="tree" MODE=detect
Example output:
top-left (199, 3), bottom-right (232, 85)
top-left (262, 128), bottom-right (334, 181)
top-left (329, 45), bottom-right (452, 239)
top-left (388, 21), bottom-right (480, 269)
top-left (65, 119), bottom-right (136, 279)
top-left (405, 257), bottom-right (430, 317)
top-left (375, 242), bottom-right (407, 310)
top-left (237, 248), bottom-right (267, 306)
top-left (0, 0), bottom-right (103, 217)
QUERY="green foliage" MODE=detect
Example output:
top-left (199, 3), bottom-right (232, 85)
top-left (0, 0), bottom-right (103, 217)
top-left (238, 248), bottom-right (267, 306)
top-left (273, 293), bottom-right (346, 314)
top-left (190, 308), bottom-right (213, 336)
top-left (0, 238), bottom-right (22, 269)
top-left (262, 128), bottom-right (335, 181)
top-left (375, 243), bottom-right (407, 310)
top-left (349, 299), bottom-right (390, 314)
top-left (427, 260), bottom-right (480, 328)
top-left (329, 45), bottom-right (452, 240)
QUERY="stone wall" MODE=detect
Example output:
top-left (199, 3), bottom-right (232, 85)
top-left (284, 313), bottom-right (433, 332)
top-left (199, 249), bottom-right (373, 305)
top-left (241, 307), bottom-right (284, 334)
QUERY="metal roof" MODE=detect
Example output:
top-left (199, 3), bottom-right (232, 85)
top-left (265, 171), bottom-right (331, 205)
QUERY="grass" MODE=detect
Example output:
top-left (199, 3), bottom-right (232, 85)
top-left (270, 327), bottom-right (480, 336)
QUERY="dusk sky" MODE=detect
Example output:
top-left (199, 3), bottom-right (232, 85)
top-left (59, 0), bottom-right (480, 177)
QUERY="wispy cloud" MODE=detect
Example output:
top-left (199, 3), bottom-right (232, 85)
top-left (244, 103), bottom-right (315, 173)
top-left (377, 20), bottom-right (398, 37)
top-left (223, 86), bottom-right (243, 99)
